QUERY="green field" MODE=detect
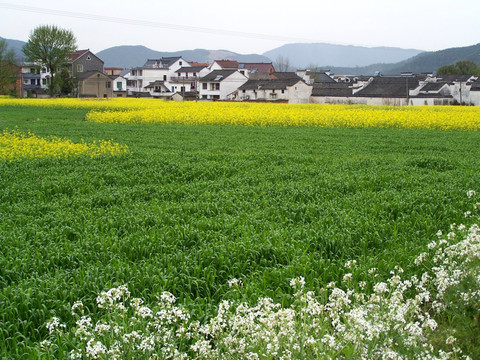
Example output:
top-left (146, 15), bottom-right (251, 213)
top-left (1, 105), bottom-right (479, 357)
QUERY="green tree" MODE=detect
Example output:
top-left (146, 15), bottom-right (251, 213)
top-left (23, 25), bottom-right (76, 97)
top-left (0, 39), bottom-right (18, 95)
top-left (437, 60), bottom-right (480, 76)
top-left (58, 66), bottom-right (73, 96)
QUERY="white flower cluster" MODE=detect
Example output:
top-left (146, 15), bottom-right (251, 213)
top-left (39, 193), bottom-right (480, 359)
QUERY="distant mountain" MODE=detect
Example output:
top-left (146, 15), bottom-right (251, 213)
top-left (263, 43), bottom-right (424, 69)
top-left (96, 45), bottom-right (271, 68)
top-left (0, 36), bottom-right (26, 60)
top-left (327, 43), bottom-right (480, 76)
top-left (2, 35), bottom-right (479, 76)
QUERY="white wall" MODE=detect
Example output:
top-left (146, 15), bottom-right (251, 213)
top-left (199, 71), bottom-right (248, 100)
top-left (287, 82), bottom-right (312, 104)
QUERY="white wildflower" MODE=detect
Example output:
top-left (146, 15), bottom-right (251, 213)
top-left (71, 301), bottom-right (84, 316)
top-left (228, 278), bottom-right (243, 288)
top-left (374, 282), bottom-right (389, 294)
top-left (86, 339), bottom-right (107, 359)
top-left (446, 336), bottom-right (457, 345)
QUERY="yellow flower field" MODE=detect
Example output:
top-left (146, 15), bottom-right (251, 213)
top-left (1, 98), bottom-right (480, 130)
top-left (0, 129), bottom-right (128, 160)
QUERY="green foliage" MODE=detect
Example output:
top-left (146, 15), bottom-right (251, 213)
top-left (0, 105), bottom-right (480, 357)
top-left (437, 60), bottom-right (480, 75)
top-left (58, 67), bottom-right (74, 96)
top-left (0, 39), bottom-right (18, 95)
top-left (22, 25), bottom-right (77, 97)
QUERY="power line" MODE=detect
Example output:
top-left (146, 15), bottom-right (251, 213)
top-left (0, 2), bottom-right (325, 44)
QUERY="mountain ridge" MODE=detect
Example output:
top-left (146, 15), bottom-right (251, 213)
top-left (2, 36), bottom-right (479, 76)
top-left (96, 45), bottom-right (272, 68)
top-left (263, 42), bottom-right (424, 68)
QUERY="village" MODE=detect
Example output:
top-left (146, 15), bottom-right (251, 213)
top-left (17, 49), bottom-right (480, 106)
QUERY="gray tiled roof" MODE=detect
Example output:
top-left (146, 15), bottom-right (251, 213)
top-left (238, 78), bottom-right (302, 91)
top-left (311, 83), bottom-right (353, 97)
top-left (144, 80), bottom-right (166, 88)
top-left (471, 79), bottom-right (480, 91)
top-left (420, 82), bottom-right (448, 92)
top-left (76, 70), bottom-right (107, 80)
top-left (270, 72), bottom-right (301, 80)
top-left (176, 66), bottom-right (206, 73)
top-left (143, 57), bottom-right (182, 68)
top-left (355, 77), bottom-right (420, 98)
top-left (411, 93), bottom-right (452, 98)
top-left (436, 75), bottom-right (474, 83)
top-left (200, 70), bottom-right (237, 82)
top-left (313, 73), bottom-right (336, 83)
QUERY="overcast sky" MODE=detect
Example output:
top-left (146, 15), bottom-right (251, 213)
top-left (1, 0), bottom-right (479, 55)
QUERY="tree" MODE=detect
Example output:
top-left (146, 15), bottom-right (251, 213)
top-left (0, 39), bottom-right (18, 95)
top-left (23, 25), bottom-right (76, 97)
top-left (273, 55), bottom-right (292, 72)
top-left (437, 60), bottom-right (480, 76)
top-left (58, 66), bottom-right (74, 96)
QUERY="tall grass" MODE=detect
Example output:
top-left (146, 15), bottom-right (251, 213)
top-left (0, 105), bottom-right (479, 357)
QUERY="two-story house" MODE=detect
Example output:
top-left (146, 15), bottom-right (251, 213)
top-left (69, 50), bottom-right (109, 97)
top-left (198, 70), bottom-right (248, 100)
top-left (20, 62), bottom-right (51, 97)
top-left (126, 57), bottom-right (192, 97)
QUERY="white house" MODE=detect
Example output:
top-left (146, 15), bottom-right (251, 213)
top-left (110, 69), bottom-right (129, 97)
top-left (20, 62), bottom-right (51, 97)
top-left (435, 75), bottom-right (478, 105)
top-left (234, 78), bottom-right (312, 103)
top-left (125, 57), bottom-right (192, 97)
top-left (172, 65), bottom-right (210, 93)
top-left (199, 70), bottom-right (248, 100)
top-left (469, 79), bottom-right (480, 106)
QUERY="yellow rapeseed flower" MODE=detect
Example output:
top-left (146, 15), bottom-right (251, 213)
top-left (0, 129), bottom-right (128, 160)
top-left (1, 98), bottom-right (480, 130)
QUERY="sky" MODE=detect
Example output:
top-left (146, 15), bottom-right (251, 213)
top-left (0, 0), bottom-right (479, 55)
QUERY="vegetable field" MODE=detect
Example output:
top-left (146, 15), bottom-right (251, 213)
top-left (0, 100), bottom-right (479, 358)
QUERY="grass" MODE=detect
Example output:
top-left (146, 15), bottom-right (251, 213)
top-left (0, 105), bottom-right (479, 357)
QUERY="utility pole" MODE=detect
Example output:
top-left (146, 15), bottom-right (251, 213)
top-left (459, 81), bottom-right (463, 105)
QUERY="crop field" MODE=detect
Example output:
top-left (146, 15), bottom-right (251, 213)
top-left (0, 99), bottom-right (480, 358)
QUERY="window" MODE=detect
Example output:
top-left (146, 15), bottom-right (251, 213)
top-left (116, 81), bottom-right (122, 90)
top-left (139, 70), bottom-right (143, 76)
top-left (202, 83), bottom-right (207, 90)
top-left (106, 81), bottom-right (111, 89)
top-left (215, 83), bottom-right (220, 90)
top-left (77, 64), bottom-right (83, 72)
top-left (181, 86), bottom-right (185, 92)
top-left (163, 75), bottom-right (167, 81)
top-left (179, 61), bottom-right (182, 66)
top-left (42, 79), bottom-right (47, 85)
top-left (86, 56), bottom-right (91, 61)
top-left (132, 70), bottom-right (136, 76)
